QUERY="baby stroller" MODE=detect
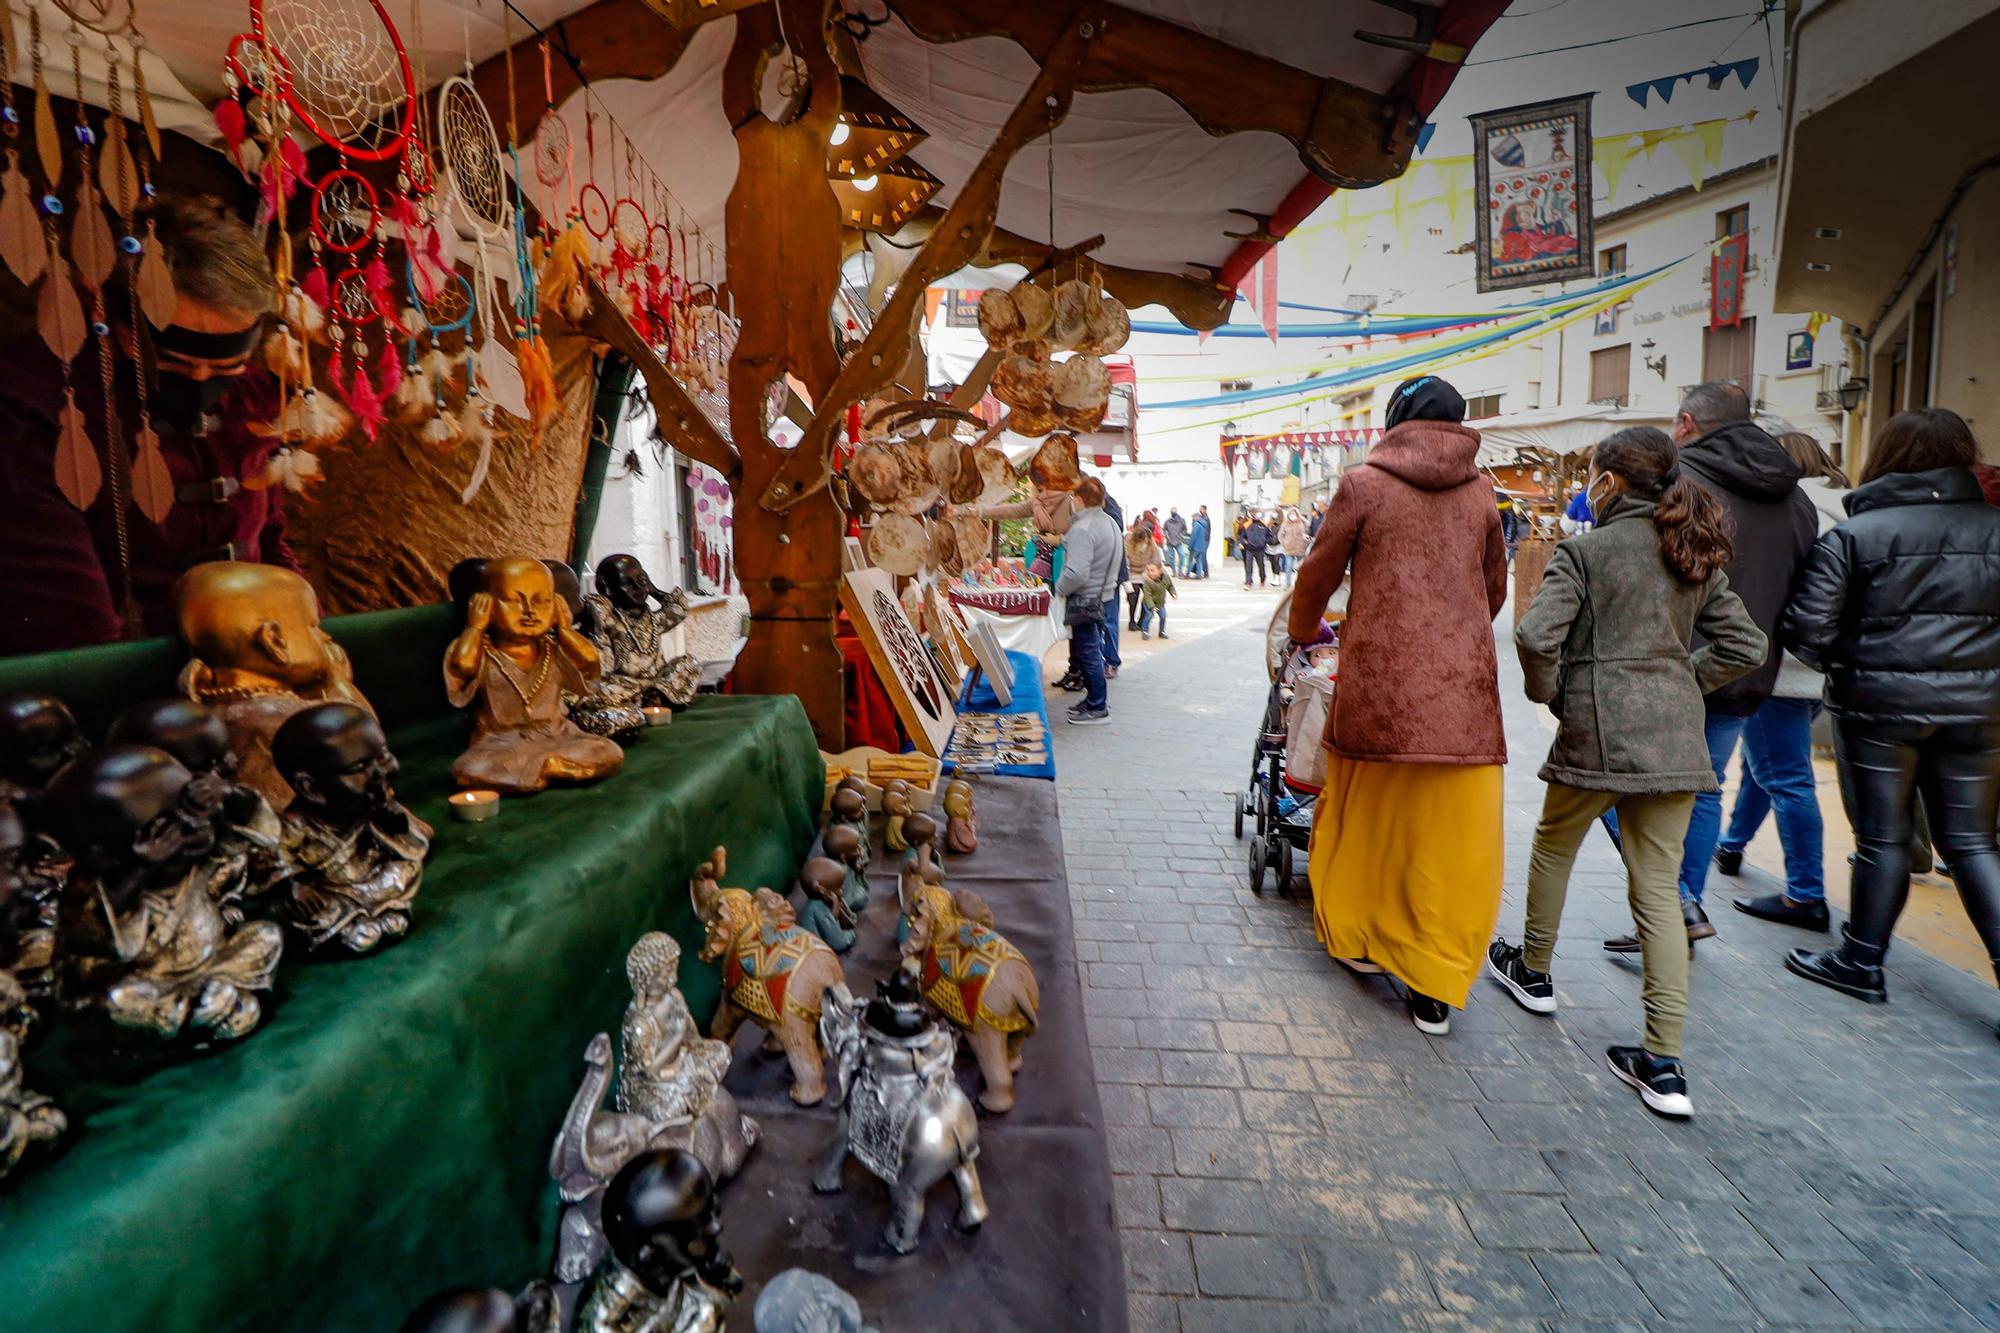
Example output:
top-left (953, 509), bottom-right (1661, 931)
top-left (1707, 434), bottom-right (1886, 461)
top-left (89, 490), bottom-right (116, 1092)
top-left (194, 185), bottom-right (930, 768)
top-left (1234, 592), bottom-right (1339, 895)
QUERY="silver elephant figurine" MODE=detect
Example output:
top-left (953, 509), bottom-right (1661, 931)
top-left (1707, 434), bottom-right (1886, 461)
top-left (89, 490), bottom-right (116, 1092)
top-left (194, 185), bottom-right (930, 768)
top-left (812, 969), bottom-right (988, 1255)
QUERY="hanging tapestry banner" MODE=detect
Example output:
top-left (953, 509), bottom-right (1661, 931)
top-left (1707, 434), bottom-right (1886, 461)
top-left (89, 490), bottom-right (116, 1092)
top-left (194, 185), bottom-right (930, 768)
top-left (1711, 233), bottom-right (1749, 329)
top-left (1469, 94), bottom-right (1596, 293)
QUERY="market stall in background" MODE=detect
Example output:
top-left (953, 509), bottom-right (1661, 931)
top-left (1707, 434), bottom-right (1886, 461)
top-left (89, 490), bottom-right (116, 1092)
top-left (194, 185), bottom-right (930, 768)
top-left (0, 1), bottom-right (1503, 1328)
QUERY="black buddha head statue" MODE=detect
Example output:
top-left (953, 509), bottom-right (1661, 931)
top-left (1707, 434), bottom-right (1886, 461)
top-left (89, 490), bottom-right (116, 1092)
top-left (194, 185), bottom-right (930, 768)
top-left (594, 554), bottom-right (659, 614)
top-left (40, 746), bottom-right (215, 898)
top-left (398, 1284), bottom-right (559, 1333)
top-left (0, 694), bottom-right (89, 797)
top-left (864, 959), bottom-right (930, 1040)
top-left (820, 823), bottom-right (866, 872)
top-left (602, 1149), bottom-right (741, 1298)
top-left (271, 703), bottom-right (400, 826)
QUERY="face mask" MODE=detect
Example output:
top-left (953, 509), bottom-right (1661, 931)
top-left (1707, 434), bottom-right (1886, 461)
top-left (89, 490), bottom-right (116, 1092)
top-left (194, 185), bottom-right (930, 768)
top-left (1585, 476), bottom-right (1613, 522)
top-left (152, 372), bottom-right (235, 434)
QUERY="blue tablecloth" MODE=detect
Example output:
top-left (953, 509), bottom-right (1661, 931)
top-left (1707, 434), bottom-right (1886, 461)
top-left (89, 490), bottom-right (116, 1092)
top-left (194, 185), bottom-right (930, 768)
top-left (949, 650), bottom-right (1055, 780)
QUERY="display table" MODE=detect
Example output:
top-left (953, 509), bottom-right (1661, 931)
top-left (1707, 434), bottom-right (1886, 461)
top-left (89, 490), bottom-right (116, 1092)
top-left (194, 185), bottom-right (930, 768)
top-left (0, 610), bottom-right (824, 1333)
top-left (723, 776), bottom-right (1126, 1331)
top-left (953, 592), bottom-right (1063, 662)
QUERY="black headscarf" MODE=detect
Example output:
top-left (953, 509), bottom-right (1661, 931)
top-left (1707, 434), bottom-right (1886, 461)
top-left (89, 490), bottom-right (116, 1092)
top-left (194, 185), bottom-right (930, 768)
top-left (1384, 375), bottom-right (1468, 431)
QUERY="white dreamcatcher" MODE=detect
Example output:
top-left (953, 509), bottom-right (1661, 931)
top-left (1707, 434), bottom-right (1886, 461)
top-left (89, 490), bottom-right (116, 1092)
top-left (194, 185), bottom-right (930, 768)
top-left (434, 70), bottom-right (525, 422)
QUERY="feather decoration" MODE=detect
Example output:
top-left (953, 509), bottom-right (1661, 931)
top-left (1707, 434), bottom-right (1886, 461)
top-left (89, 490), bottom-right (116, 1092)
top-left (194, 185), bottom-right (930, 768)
top-left (213, 96), bottom-right (247, 161)
top-left (32, 53), bottom-right (58, 189)
top-left (361, 254), bottom-right (398, 324)
top-left (280, 283), bottom-right (327, 339)
top-left (53, 389), bottom-right (100, 509)
top-left (244, 446), bottom-right (324, 494)
top-left (516, 334), bottom-right (558, 445)
top-left (536, 220), bottom-right (594, 323)
top-left (375, 340), bottom-right (403, 402)
top-left (325, 354), bottom-right (384, 441)
top-left (387, 350), bottom-right (432, 420)
top-left (130, 424), bottom-right (173, 524)
top-left (271, 388), bottom-right (352, 447)
top-left (70, 182), bottom-right (118, 291)
top-left (457, 401), bottom-right (496, 503)
top-left (135, 221), bottom-right (176, 327)
top-left (37, 243), bottom-right (86, 361)
top-left (0, 154), bottom-right (46, 286)
top-left (261, 326), bottom-right (307, 379)
top-left (300, 266), bottom-right (330, 313)
top-left (417, 408), bottom-right (461, 451)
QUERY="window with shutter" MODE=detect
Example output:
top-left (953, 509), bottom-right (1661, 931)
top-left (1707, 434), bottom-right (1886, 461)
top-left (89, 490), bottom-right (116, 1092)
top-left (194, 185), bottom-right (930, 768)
top-left (1701, 317), bottom-right (1757, 383)
top-left (1590, 346), bottom-right (1631, 406)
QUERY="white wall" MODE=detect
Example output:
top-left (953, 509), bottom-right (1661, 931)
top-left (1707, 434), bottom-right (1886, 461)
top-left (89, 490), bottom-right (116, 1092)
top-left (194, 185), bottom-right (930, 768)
top-left (582, 400), bottom-right (687, 594)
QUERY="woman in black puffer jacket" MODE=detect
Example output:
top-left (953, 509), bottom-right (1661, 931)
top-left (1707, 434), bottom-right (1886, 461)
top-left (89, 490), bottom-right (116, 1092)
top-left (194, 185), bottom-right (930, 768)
top-left (1781, 408), bottom-right (2000, 1004)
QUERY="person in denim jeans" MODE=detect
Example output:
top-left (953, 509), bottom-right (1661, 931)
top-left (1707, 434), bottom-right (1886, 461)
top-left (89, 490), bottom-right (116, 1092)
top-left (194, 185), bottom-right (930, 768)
top-left (1055, 477), bottom-right (1123, 723)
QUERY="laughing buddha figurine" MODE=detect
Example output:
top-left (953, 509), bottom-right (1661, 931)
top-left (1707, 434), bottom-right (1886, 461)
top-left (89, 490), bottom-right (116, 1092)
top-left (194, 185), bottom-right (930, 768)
top-left (172, 563), bottom-right (375, 812)
top-left (444, 559), bottom-right (624, 795)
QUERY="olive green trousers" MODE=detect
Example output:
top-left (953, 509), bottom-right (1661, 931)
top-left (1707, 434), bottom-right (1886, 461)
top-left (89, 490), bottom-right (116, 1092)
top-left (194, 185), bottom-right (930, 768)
top-left (1522, 783), bottom-right (1696, 1058)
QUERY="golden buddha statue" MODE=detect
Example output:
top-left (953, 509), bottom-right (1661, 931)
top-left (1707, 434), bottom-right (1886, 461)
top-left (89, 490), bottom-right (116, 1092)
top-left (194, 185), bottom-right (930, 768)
top-left (444, 558), bottom-right (624, 794)
top-left (173, 562), bottom-right (374, 812)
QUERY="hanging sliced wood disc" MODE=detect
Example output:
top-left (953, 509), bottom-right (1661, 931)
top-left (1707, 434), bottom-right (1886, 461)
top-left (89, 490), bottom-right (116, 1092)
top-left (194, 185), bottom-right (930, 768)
top-left (130, 425), bottom-right (174, 524)
top-left (866, 512), bottom-right (927, 575)
top-left (992, 341), bottom-right (1054, 412)
top-left (1053, 353), bottom-right (1112, 415)
top-left (1008, 405), bottom-right (1060, 439)
top-left (70, 183), bottom-right (118, 290)
top-left (33, 68), bottom-right (60, 190)
top-left (1050, 278), bottom-right (1091, 352)
top-left (847, 444), bottom-right (905, 507)
top-left (883, 442), bottom-right (942, 516)
top-left (927, 434), bottom-right (962, 493)
top-left (1057, 398), bottom-right (1108, 433)
top-left (1077, 290), bottom-right (1131, 355)
top-left (37, 246), bottom-right (86, 361)
top-left (927, 516), bottom-right (956, 572)
top-left (1011, 282), bottom-right (1053, 339)
top-left (54, 390), bottom-right (101, 509)
top-left (953, 513), bottom-right (992, 569)
top-left (971, 445), bottom-right (1013, 504)
top-left (1029, 432), bottom-right (1081, 492)
top-left (976, 287), bottom-right (1022, 349)
top-left (948, 446), bottom-right (985, 504)
top-left (0, 156), bottom-right (46, 286)
top-left (98, 124), bottom-right (138, 218)
top-left (135, 223), bottom-right (176, 327)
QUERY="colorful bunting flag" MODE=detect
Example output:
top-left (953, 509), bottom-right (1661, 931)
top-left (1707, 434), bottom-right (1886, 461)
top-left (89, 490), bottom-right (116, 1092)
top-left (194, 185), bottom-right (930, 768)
top-left (1626, 58), bottom-right (1759, 108)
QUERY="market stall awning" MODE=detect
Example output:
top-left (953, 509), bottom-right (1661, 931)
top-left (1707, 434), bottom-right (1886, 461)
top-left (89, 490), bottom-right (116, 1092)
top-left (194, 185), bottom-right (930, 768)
top-left (1471, 402), bottom-right (1798, 463)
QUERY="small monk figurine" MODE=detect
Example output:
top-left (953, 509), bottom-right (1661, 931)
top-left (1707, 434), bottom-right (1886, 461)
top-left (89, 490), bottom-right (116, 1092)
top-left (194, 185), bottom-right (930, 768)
top-left (943, 779), bottom-right (978, 854)
top-left (43, 746), bottom-right (284, 1041)
top-left (826, 787), bottom-right (869, 859)
top-left (0, 801), bottom-right (61, 998)
top-left (819, 824), bottom-right (870, 915)
top-left (895, 812), bottom-right (940, 941)
top-left (0, 694), bottom-right (90, 805)
top-left (881, 781), bottom-right (913, 853)
top-left (579, 554), bottom-right (703, 712)
top-left (444, 559), bottom-right (625, 794)
top-left (270, 703), bottom-right (431, 953)
top-left (173, 562), bottom-right (374, 812)
top-left (796, 858), bottom-right (857, 952)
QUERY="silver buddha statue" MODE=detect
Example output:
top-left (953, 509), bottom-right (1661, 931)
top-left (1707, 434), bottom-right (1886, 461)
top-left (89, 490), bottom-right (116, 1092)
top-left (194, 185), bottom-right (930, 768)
top-left (551, 935), bottom-right (757, 1285)
top-left (0, 970), bottom-right (62, 1179)
top-left (753, 1270), bottom-right (877, 1333)
top-left (579, 555), bottom-right (702, 714)
top-left (813, 963), bottom-right (989, 1255)
top-left (577, 1150), bottom-right (740, 1333)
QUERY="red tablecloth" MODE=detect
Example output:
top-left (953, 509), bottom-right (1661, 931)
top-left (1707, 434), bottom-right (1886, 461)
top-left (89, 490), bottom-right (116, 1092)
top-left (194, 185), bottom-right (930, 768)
top-left (837, 632), bottom-right (906, 752)
top-left (949, 585), bottom-right (1050, 616)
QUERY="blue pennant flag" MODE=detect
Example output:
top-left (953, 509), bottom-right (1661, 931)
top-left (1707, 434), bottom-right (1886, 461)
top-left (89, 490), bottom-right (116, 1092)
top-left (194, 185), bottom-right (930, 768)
top-left (1415, 122), bottom-right (1437, 155)
top-left (1630, 58), bottom-right (1760, 108)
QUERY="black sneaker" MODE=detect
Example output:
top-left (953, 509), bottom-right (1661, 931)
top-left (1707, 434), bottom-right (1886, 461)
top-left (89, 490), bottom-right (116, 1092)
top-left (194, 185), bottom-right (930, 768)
top-left (1606, 1045), bottom-right (1693, 1118)
top-left (1066, 705), bottom-right (1110, 726)
top-left (1714, 846), bottom-right (1744, 876)
top-left (1602, 932), bottom-right (1696, 959)
top-left (1409, 992), bottom-right (1450, 1036)
top-left (1158, 631), bottom-right (1170, 639)
top-left (1785, 945), bottom-right (1887, 1002)
top-left (1053, 673), bottom-right (1083, 692)
top-left (1486, 941), bottom-right (1557, 1015)
top-left (1732, 893), bottom-right (1831, 932)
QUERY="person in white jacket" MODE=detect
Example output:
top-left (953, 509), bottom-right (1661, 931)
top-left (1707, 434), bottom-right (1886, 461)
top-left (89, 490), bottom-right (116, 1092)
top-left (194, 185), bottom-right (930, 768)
top-left (1716, 432), bottom-right (1848, 929)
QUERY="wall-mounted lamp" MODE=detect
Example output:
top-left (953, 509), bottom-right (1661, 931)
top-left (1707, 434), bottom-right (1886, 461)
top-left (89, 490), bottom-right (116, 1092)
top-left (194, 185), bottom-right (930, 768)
top-left (1838, 376), bottom-right (1869, 412)
top-left (1641, 339), bottom-right (1667, 381)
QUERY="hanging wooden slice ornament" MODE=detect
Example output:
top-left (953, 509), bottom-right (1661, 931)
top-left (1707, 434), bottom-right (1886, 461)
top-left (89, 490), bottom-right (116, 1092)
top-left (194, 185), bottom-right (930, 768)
top-left (927, 516), bottom-right (955, 572)
top-left (1049, 277), bottom-right (1091, 352)
top-left (309, 168), bottom-right (380, 253)
top-left (1077, 277), bottom-right (1130, 355)
top-left (1010, 282), bottom-right (1053, 340)
top-left (53, 390), bottom-right (100, 509)
top-left (866, 512), bottom-right (927, 576)
top-left (0, 155), bottom-right (45, 285)
top-left (971, 446), bottom-right (1013, 504)
top-left (1053, 353), bottom-right (1111, 419)
top-left (846, 445), bottom-right (902, 508)
top-left (1029, 432), bottom-right (1081, 492)
top-left (130, 424), bottom-right (173, 524)
top-left (953, 513), bottom-right (991, 569)
top-left (948, 447), bottom-right (985, 505)
top-left (1008, 405), bottom-right (1060, 438)
top-left (992, 340), bottom-right (1054, 412)
top-left (250, 0), bottom-right (415, 162)
top-left (37, 245), bottom-right (86, 361)
top-left (976, 287), bottom-right (1022, 349)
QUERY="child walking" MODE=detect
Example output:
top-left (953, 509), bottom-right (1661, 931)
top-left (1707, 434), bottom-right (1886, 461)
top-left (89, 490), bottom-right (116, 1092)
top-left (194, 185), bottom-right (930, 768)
top-left (1487, 428), bottom-right (1765, 1119)
top-left (1138, 562), bottom-right (1176, 639)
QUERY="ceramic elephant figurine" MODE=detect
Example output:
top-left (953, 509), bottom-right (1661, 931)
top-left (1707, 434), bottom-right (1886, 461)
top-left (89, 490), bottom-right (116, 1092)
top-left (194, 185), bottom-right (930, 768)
top-left (901, 885), bottom-right (1039, 1113)
top-left (691, 847), bottom-right (845, 1106)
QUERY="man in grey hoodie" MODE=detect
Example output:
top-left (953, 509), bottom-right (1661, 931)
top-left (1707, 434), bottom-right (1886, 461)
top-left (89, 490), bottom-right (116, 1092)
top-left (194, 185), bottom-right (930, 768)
top-left (1162, 508), bottom-right (1189, 575)
top-left (1055, 476), bottom-right (1125, 725)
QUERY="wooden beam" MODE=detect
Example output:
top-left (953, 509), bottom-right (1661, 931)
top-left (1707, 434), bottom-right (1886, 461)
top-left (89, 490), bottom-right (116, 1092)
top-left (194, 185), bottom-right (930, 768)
top-left (885, 0), bottom-right (1416, 188)
top-left (576, 274), bottom-right (741, 483)
top-left (757, 5), bottom-right (1097, 512)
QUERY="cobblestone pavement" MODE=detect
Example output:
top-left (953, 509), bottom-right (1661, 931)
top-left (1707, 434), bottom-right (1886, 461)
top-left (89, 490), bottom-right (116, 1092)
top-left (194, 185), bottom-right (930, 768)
top-left (1049, 591), bottom-right (2000, 1331)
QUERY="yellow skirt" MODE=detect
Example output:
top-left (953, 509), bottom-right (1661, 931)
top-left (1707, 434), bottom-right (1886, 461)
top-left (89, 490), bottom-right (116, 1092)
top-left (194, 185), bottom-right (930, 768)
top-left (1307, 753), bottom-right (1504, 1008)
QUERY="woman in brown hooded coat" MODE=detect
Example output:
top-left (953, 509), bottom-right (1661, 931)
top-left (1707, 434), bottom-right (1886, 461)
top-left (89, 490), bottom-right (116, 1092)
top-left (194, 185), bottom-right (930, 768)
top-left (1288, 376), bottom-right (1508, 1035)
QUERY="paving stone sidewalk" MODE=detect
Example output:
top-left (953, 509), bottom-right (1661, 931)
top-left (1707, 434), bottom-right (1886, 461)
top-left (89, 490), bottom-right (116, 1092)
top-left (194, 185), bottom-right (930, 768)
top-left (1050, 602), bottom-right (2000, 1331)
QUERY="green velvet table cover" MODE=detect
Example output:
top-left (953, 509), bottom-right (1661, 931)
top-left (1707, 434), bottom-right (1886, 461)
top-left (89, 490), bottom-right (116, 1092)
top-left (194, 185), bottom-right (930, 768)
top-left (0, 609), bottom-right (824, 1333)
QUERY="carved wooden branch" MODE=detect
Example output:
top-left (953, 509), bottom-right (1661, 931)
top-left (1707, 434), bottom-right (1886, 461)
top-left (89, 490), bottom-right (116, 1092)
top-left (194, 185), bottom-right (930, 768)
top-left (578, 273), bottom-right (741, 483)
top-left (757, 4), bottom-right (1098, 512)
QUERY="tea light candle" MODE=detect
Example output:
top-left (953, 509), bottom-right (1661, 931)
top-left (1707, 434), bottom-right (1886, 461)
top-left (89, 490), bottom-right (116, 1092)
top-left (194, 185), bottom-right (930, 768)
top-left (642, 706), bottom-right (673, 727)
top-left (448, 790), bottom-right (500, 823)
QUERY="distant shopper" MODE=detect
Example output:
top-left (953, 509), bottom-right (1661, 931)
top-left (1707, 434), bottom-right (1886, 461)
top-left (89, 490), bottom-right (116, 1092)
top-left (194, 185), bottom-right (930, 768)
top-left (1308, 498), bottom-right (1328, 538)
top-left (1491, 427), bottom-right (1764, 1119)
top-left (1601, 381), bottom-right (1817, 956)
top-left (1277, 508), bottom-right (1310, 587)
top-left (1189, 505), bottom-right (1212, 579)
top-left (1290, 375), bottom-right (1508, 1037)
top-left (1239, 513), bottom-right (1271, 587)
top-left (1137, 562), bottom-right (1176, 639)
top-left (1716, 431), bottom-right (1848, 931)
top-left (1053, 476), bottom-right (1124, 726)
top-left (1782, 409), bottom-right (2000, 1005)
top-left (1124, 516), bottom-right (1161, 628)
top-left (1162, 507), bottom-right (1189, 575)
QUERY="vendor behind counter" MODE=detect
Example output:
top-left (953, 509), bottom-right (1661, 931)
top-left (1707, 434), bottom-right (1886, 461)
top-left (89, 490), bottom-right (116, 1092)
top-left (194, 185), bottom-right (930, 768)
top-left (0, 193), bottom-right (293, 657)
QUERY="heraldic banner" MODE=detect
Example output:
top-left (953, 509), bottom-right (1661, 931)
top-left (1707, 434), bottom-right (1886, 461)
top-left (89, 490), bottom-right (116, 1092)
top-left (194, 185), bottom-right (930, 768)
top-left (1470, 93), bottom-right (1596, 293)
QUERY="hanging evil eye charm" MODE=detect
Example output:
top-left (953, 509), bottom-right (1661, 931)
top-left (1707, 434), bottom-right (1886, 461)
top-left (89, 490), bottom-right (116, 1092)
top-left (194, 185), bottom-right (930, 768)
top-left (142, 182), bottom-right (156, 198)
top-left (89, 320), bottom-right (109, 337)
top-left (73, 125), bottom-right (95, 147)
top-left (2, 107), bottom-right (18, 126)
top-left (119, 235), bottom-right (142, 255)
top-left (40, 193), bottom-right (62, 215)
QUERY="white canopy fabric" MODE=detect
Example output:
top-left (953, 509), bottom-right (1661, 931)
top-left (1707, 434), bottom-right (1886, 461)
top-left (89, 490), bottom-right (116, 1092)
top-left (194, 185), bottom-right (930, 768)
top-left (1473, 402), bottom-right (1798, 463)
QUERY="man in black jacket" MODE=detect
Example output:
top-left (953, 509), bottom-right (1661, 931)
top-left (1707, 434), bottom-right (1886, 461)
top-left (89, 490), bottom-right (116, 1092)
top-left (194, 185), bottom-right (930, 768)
top-left (1604, 381), bottom-right (1820, 953)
